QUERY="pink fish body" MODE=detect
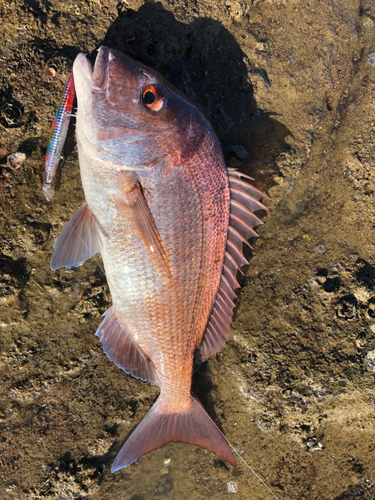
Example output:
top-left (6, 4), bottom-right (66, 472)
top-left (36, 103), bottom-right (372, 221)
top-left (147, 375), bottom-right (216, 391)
top-left (51, 47), bottom-right (268, 471)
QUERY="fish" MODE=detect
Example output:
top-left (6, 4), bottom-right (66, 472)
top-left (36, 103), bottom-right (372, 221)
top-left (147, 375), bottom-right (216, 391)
top-left (43, 73), bottom-right (75, 201)
top-left (50, 46), bottom-right (268, 472)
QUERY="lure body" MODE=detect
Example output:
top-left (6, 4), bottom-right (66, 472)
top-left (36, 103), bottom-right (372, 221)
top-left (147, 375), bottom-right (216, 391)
top-left (43, 73), bottom-right (75, 201)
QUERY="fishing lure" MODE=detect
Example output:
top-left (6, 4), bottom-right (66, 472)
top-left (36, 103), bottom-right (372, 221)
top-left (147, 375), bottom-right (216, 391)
top-left (43, 73), bottom-right (75, 201)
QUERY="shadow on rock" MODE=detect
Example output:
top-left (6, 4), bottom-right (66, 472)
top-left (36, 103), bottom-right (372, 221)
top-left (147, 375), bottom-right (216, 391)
top-left (96, 2), bottom-right (291, 189)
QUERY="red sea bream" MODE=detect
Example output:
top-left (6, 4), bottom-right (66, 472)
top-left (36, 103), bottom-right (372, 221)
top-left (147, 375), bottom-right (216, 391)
top-left (51, 46), bottom-right (268, 471)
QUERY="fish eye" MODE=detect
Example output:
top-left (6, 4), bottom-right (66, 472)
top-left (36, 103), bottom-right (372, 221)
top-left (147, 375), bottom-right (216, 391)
top-left (142, 85), bottom-right (164, 112)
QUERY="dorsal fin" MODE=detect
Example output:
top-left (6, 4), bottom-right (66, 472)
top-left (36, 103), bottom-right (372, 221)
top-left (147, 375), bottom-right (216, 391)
top-left (199, 171), bottom-right (268, 361)
top-left (96, 306), bottom-right (158, 384)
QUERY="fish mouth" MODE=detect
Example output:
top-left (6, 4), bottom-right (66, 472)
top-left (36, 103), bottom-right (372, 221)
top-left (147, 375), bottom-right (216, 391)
top-left (73, 47), bottom-right (110, 93)
top-left (92, 47), bottom-right (139, 91)
top-left (92, 46), bottom-right (110, 91)
top-left (75, 47), bottom-right (137, 91)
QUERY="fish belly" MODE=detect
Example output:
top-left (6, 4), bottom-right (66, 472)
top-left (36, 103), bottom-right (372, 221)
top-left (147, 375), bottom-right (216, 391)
top-left (81, 146), bottom-right (229, 397)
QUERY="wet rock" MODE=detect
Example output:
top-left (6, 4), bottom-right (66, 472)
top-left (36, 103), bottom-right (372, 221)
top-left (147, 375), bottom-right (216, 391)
top-left (224, 144), bottom-right (248, 160)
top-left (2, 1), bottom-right (375, 499)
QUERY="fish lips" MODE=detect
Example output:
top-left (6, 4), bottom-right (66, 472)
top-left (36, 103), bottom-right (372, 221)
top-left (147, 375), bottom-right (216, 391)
top-left (92, 46), bottom-right (110, 91)
top-left (75, 46), bottom-right (138, 92)
top-left (74, 47), bottom-right (143, 112)
top-left (73, 47), bottom-right (109, 93)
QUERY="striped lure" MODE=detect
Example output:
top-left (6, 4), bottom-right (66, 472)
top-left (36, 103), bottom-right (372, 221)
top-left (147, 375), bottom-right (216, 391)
top-left (43, 73), bottom-right (75, 201)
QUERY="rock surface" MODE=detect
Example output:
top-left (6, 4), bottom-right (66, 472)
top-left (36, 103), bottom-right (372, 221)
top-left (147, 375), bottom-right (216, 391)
top-left (1, 1), bottom-right (375, 499)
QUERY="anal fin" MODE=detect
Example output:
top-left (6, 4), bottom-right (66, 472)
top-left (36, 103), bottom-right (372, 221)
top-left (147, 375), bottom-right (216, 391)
top-left (96, 306), bottom-right (157, 385)
top-left (51, 201), bottom-right (104, 270)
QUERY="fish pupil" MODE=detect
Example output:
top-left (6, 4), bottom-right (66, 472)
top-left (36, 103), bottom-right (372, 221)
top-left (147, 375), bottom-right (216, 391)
top-left (144, 90), bottom-right (155, 105)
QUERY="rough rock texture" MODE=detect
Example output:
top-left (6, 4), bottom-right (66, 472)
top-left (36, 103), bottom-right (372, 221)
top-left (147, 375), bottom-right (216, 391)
top-left (1, 1), bottom-right (375, 499)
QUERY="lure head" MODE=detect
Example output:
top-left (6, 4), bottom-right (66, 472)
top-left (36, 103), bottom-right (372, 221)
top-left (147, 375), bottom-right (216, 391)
top-left (73, 46), bottom-right (211, 174)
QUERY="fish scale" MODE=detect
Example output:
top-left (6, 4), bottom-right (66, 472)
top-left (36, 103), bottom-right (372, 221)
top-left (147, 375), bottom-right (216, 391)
top-left (142, 167), bottom-right (204, 351)
top-left (105, 229), bottom-right (188, 384)
top-left (184, 137), bottom-right (230, 347)
top-left (50, 46), bottom-right (268, 471)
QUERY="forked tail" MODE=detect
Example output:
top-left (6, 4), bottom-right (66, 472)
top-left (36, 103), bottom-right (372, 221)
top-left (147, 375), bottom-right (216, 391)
top-left (111, 395), bottom-right (236, 472)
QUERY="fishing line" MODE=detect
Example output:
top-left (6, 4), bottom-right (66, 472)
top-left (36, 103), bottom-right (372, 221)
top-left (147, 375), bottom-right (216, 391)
top-left (191, 395), bottom-right (281, 500)
top-left (227, 441), bottom-right (280, 500)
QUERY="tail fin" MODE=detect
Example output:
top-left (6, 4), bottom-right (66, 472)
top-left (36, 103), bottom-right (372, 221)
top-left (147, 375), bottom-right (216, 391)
top-left (111, 395), bottom-right (236, 472)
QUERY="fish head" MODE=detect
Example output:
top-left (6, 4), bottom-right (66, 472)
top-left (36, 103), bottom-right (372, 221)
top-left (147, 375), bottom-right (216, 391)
top-left (73, 46), bottom-right (211, 174)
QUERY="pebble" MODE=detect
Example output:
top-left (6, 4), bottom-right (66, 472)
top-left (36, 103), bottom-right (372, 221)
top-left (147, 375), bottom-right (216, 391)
top-left (227, 481), bottom-right (237, 493)
top-left (366, 52), bottom-right (375, 67)
top-left (315, 244), bottom-right (326, 254)
top-left (46, 67), bottom-right (56, 77)
top-left (6, 152), bottom-right (26, 169)
top-left (365, 350), bottom-right (375, 372)
top-left (362, 17), bottom-right (373, 28)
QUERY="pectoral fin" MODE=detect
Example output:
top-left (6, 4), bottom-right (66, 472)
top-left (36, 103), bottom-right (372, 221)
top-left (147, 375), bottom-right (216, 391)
top-left (115, 181), bottom-right (175, 287)
top-left (51, 201), bottom-right (104, 270)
